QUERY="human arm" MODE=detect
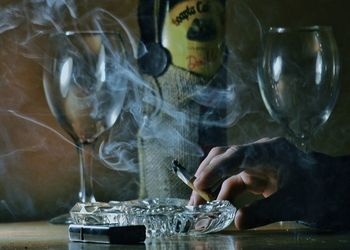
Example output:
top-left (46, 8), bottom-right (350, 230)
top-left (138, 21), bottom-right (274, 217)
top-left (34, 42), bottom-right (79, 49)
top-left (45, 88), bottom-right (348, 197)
top-left (190, 137), bottom-right (350, 230)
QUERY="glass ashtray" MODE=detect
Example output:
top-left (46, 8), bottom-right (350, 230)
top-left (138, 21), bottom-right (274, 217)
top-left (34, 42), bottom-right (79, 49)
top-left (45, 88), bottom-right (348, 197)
top-left (70, 198), bottom-right (236, 237)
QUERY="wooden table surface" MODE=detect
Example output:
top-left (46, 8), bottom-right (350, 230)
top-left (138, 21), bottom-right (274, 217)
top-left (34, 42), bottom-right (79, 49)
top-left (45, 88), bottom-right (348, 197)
top-left (0, 221), bottom-right (350, 249)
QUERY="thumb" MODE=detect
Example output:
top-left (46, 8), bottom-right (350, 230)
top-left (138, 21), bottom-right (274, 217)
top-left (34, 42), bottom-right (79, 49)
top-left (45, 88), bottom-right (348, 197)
top-left (234, 188), bottom-right (305, 230)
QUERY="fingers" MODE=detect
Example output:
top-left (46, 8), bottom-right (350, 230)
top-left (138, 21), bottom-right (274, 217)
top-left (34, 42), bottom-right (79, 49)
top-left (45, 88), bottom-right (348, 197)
top-left (188, 191), bottom-right (206, 206)
top-left (191, 137), bottom-right (295, 205)
top-left (191, 139), bottom-right (278, 204)
top-left (189, 171), bottom-right (270, 205)
top-left (194, 145), bottom-right (244, 191)
top-left (216, 169), bottom-right (277, 201)
top-left (217, 175), bottom-right (246, 201)
top-left (189, 147), bottom-right (227, 206)
top-left (189, 146), bottom-right (234, 205)
top-left (195, 146), bottom-right (228, 178)
top-left (234, 188), bottom-right (304, 229)
top-left (196, 137), bottom-right (299, 184)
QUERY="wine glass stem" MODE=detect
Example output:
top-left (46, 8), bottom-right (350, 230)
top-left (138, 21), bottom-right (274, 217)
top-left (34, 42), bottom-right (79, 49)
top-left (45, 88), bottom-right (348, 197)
top-left (299, 141), bottom-right (309, 153)
top-left (290, 136), bottom-right (310, 153)
top-left (78, 143), bottom-right (96, 203)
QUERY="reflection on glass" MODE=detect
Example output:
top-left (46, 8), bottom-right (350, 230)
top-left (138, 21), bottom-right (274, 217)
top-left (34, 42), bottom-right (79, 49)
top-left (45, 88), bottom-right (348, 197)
top-left (146, 234), bottom-right (235, 250)
top-left (69, 234), bottom-right (235, 250)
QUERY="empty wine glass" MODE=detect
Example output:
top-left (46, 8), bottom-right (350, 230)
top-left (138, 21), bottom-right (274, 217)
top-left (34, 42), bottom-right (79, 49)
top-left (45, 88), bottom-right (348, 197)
top-left (258, 26), bottom-right (340, 151)
top-left (43, 31), bottom-right (128, 223)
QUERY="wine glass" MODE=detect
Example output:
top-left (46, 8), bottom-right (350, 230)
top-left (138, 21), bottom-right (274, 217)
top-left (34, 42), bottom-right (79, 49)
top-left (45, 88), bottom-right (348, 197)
top-left (43, 31), bottom-right (127, 223)
top-left (258, 26), bottom-right (340, 151)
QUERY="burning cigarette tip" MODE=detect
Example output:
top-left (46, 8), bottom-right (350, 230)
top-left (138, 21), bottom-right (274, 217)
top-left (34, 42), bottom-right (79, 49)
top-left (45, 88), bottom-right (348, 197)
top-left (171, 159), bottom-right (214, 202)
top-left (171, 159), bottom-right (181, 172)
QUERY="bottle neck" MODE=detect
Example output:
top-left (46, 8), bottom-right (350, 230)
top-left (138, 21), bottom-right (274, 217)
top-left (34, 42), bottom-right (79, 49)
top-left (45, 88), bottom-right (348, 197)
top-left (138, 0), bottom-right (167, 45)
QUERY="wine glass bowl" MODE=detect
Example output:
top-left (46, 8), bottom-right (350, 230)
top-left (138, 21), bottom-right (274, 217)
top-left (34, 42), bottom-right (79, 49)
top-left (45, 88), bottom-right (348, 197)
top-left (45, 31), bottom-right (127, 144)
top-left (258, 26), bottom-right (340, 150)
top-left (43, 31), bottom-right (127, 220)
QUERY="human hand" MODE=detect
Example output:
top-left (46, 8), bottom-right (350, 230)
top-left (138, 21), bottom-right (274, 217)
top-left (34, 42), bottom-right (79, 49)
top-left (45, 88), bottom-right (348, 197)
top-left (190, 137), bottom-right (350, 230)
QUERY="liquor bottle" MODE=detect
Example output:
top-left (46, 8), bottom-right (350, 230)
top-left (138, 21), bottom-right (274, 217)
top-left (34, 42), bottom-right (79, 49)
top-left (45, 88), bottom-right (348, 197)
top-left (161, 0), bottom-right (226, 78)
top-left (137, 0), bottom-right (227, 199)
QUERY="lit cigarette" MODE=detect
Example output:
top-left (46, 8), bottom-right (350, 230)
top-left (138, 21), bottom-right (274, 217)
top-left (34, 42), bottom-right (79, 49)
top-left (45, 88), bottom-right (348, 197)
top-left (171, 160), bottom-right (215, 202)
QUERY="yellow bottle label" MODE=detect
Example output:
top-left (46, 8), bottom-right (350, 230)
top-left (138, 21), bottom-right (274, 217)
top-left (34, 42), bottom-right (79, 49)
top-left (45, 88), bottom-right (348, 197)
top-left (161, 0), bottom-right (225, 78)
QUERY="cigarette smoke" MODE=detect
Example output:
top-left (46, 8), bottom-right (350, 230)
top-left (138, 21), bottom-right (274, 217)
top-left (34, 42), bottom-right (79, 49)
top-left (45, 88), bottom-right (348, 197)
top-left (0, 0), bottom-right (267, 220)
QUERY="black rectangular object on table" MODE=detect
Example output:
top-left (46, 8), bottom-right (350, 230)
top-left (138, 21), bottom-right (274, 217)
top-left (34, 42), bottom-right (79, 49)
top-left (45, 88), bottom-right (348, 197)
top-left (69, 224), bottom-right (146, 244)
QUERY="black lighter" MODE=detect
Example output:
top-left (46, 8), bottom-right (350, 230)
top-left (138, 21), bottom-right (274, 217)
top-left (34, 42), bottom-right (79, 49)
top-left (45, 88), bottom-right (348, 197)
top-left (69, 224), bottom-right (146, 244)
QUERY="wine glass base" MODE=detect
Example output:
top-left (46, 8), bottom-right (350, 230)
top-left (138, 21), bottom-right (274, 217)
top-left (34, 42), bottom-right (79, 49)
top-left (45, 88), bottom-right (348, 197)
top-left (49, 213), bottom-right (73, 225)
